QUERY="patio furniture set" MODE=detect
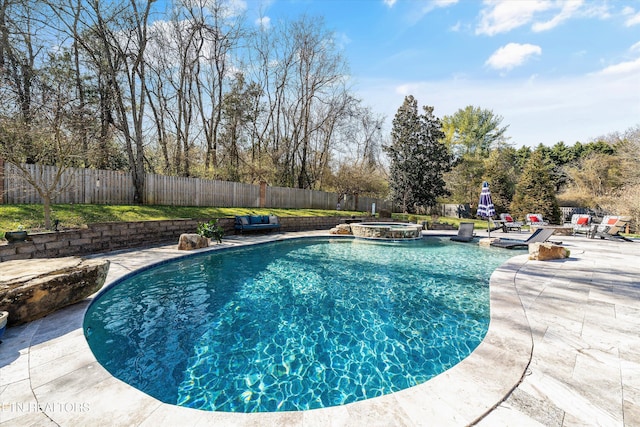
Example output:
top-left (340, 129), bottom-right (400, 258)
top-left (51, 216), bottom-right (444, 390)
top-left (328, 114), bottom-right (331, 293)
top-left (452, 213), bottom-right (634, 247)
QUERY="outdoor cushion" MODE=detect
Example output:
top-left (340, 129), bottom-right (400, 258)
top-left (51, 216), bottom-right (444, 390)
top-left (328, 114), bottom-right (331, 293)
top-left (505, 215), bottom-right (514, 222)
top-left (533, 216), bottom-right (542, 222)
top-left (607, 217), bottom-right (618, 225)
top-left (577, 217), bottom-right (588, 225)
top-left (235, 215), bottom-right (281, 233)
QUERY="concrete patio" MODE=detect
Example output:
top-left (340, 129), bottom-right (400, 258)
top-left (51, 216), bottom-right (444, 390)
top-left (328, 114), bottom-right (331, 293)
top-left (1, 229), bottom-right (639, 426)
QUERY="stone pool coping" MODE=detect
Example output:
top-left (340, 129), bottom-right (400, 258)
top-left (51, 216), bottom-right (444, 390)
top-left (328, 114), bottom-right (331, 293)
top-left (5, 229), bottom-right (635, 425)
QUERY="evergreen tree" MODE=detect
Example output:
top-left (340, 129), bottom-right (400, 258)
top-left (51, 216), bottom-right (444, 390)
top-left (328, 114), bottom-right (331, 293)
top-left (537, 143), bottom-right (569, 192)
top-left (385, 96), bottom-right (451, 213)
top-left (483, 147), bottom-right (518, 215)
top-left (444, 157), bottom-right (484, 205)
top-left (510, 151), bottom-right (562, 223)
top-left (515, 146), bottom-right (532, 171)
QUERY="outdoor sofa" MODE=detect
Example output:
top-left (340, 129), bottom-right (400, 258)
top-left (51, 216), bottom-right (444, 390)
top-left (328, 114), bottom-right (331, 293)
top-left (234, 215), bottom-right (281, 234)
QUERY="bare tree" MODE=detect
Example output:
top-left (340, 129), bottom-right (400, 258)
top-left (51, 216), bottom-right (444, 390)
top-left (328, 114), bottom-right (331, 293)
top-left (143, 0), bottom-right (246, 178)
top-left (0, 0), bottom-right (391, 208)
top-left (193, 0), bottom-right (245, 175)
top-left (218, 72), bottom-right (261, 181)
top-left (87, 0), bottom-right (153, 203)
top-left (244, 14), bottom-right (296, 184)
top-left (0, 0), bottom-right (83, 227)
top-left (245, 15), bottom-right (351, 189)
top-left (0, 0), bottom-right (42, 163)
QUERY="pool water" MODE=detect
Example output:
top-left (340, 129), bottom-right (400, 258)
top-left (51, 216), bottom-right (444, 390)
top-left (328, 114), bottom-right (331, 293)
top-left (84, 237), bottom-right (511, 413)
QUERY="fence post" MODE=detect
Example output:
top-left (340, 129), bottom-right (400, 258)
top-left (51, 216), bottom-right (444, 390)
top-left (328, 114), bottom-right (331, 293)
top-left (0, 157), bottom-right (4, 204)
top-left (259, 181), bottom-right (267, 208)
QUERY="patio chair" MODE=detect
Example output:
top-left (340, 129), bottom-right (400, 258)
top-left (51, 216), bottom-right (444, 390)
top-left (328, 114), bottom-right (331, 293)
top-left (488, 218), bottom-right (505, 232)
top-left (490, 228), bottom-right (557, 249)
top-left (526, 213), bottom-right (549, 226)
top-left (499, 213), bottom-right (523, 232)
top-left (570, 214), bottom-right (592, 236)
top-left (590, 215), bottom-right (633, 241)
top-left (450, 222), bottom-right (476, 242)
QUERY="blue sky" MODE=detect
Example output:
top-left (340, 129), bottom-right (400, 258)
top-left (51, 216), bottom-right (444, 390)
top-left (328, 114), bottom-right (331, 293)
top-left (245, 0), bottom-right (640, 147)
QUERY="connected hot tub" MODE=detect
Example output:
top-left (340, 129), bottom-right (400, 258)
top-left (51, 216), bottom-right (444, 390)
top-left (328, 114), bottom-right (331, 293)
top-left (349, 222), bottom-right (423, 240)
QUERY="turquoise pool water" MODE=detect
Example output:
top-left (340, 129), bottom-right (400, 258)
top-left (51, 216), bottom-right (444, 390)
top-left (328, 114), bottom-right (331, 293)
top-left (84, 237), bottom-right (511, 413)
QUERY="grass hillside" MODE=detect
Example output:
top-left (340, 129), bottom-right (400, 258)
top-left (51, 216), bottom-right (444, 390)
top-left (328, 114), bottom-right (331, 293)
top-left (0, 203), bottom-right (495, 233)
top-left (0, 204), bottom-right (370, 232)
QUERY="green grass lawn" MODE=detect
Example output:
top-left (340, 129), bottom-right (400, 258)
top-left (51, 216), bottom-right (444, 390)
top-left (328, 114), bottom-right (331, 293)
top-left (3, 204), bottom-right (637, 239)
top-left (0, 203), bottom-right (505, 233)
top-left (0, 204), bottom-right (370, 232)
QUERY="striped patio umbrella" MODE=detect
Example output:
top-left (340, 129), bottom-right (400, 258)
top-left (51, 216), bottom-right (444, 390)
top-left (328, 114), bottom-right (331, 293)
top-left (477, 181), bottom-right (496, 236)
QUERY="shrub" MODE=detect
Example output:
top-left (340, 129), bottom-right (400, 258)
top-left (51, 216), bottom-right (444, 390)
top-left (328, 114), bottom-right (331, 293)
top-left (197, 219), bottom-right (224, 243)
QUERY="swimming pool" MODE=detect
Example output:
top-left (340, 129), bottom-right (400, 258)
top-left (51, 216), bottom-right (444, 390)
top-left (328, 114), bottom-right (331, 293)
top-left (84, 237), bottom-right (512, 413)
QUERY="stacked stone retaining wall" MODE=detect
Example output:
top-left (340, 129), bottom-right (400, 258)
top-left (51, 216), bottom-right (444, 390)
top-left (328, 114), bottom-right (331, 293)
top-left (0, 216), bottom-right (379, 262)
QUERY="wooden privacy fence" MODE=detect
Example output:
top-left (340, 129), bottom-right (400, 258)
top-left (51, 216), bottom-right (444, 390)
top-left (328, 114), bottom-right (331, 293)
top-left (1, 162), bottom-right (393, 212)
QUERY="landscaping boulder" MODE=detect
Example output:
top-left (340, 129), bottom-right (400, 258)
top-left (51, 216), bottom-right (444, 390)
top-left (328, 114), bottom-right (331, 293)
top-left (178, 233), bottom-right (209, 250)
top-left (479, 237), bottom-right (499, 247)
top-left (330, 224), bottom-right (352, 235)
top-left (529, 242), bottom-right (570, 261)
top-left (0, 257), bottom-right (110, 326)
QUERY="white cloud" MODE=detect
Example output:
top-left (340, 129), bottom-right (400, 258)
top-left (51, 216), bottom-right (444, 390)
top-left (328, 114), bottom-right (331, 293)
top-left (485, 43), bottom-right (542, 71)
top-left (625, 11), bottom-right (640, 26)
top-left (395, 84), bottom-right (413, 96)
top-left (354, 68), bottom-right (640, 148)
top-left (384, 0), bottom-right (397, 8)
top-left (256, 16), bottom-right (270, 29)
top-left (594, 57), bottom-right (640, 76)
top-left (422, 0), bottom-right (459, 15)
top-left (476, 0), bottom-right (552, 36)
top-left (532, 0), bottom-right (583, 32)
top-left (432, 0), bottom-right (459, 8)
top-left (631, 41), bottom-right (640, 53)
top-left (335, 32), bottom-right (352, 50)
top-left (227, 0), bottom-right (247, 16)
top-left (403, 0), bottom-right (458, 24)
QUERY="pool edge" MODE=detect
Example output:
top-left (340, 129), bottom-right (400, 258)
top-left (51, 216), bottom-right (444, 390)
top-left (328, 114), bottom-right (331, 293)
top-left (29, 232), bottom-right (533, 426)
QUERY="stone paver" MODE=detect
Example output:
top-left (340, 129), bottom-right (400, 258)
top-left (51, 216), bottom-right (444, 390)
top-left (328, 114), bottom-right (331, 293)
top-left (1, 229), bottom-right (639, 426)
top-left (479, 232), bottom-right (640, 426)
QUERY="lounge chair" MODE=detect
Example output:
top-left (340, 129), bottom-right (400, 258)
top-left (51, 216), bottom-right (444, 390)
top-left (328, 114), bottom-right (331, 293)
top-left (570, 214), bottom-right (591, 236)
top-left (490, 228), bottom-right (557, 249)
top-left (590, 215), bottom-right (633, 241)
top-left (499, 213), bottom-right (523, 232)
top-left (450, 222), bottom-right (476, 242)
top-left (526, 214), bottom-right (549, 226)
top-left (488, 218), bottom-right (505, 232)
